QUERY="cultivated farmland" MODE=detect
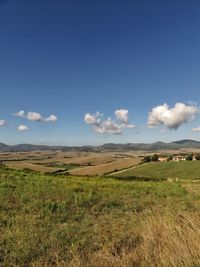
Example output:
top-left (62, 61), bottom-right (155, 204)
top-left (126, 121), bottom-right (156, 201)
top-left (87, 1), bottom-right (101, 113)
top-left (0, 151), bottom-right (141, 175)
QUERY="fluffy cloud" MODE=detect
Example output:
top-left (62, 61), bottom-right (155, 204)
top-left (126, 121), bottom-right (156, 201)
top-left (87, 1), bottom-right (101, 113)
top-left (14, 110), bottom-right (58, 123)
top-left (0, 120), bottom-right (6, 126)
top-left (126, 124), bottom-right (135, 129)
top-left (45, 114), bottom-right (58, 122)
top-left (15, 110), bottom-right (26, 118)
top-left (84, 112), bottom-right (103, 125)
top-left (17, 125), bottom-right (29, 131)
top-left (115, 109), bottom-right (135, 128)
top-left (94, 118), bottom-right (122, 134)
top-left (84, 109), bottom-right (135, 135)
top-left (148, 103), bottom-right (199, 130)
top-left (84, 113), bottom-right (97, 124)
top-left (192, 127), bottom-right (200, 132)
top-left (27, 112), bottom-right (43, 121)
top-left (115, 109), bottom-right (129, 123)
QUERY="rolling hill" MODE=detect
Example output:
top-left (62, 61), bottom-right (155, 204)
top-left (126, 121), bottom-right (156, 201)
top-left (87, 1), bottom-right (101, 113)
top-left (0, 139), bottom-right (199, 152)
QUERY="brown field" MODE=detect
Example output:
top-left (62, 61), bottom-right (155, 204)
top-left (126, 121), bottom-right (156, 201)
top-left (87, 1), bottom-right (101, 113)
top-left (5, 161), bottom-right (60, 173)
top-left (70, 157), bottom-right (140, 176)
top-left (1, 147), bottom-right (199, 175)
top-left (0, 151), bottom-right (141, 174)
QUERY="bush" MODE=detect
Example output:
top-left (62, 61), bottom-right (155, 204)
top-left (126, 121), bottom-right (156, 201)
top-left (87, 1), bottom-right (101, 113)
top-left (186, 154), bottom-right (193, 161)
top-left (195, 153), bottom-right (200, 160)
top-left (167, 155), bottom-right (173, 161)
top-left (151, 154), bottom-right (159, 162)
top-left (142, 156), bottom-right (151, 163)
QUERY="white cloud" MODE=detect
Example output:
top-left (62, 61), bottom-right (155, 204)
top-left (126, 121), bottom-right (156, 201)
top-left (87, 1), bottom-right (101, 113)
top-left (94, 118), bottom-right (122, 135)
top-left (0, 120), bottom-right (6, 126)
top-left (115, 109), bottom-right (135, 129)
top-left (45, 114), bottom-right (58, 122)
top-left (148, 103), bottom-right (199, 130)
top-left (14, 110), bottom-right (26, 118)
top-left (84, 111), bottom-right (103, 125)
top-left (17, 125), bottom-right (29, 131)
top-left (84, 109), bottom-right (135, 134)
top-left (27, 111), bottom-right (43, 121)
top-left (192, 127), bottom-right (200, 132)
top-left (115, 109), bottom-right (129, 123)
top-left (14, 110), bottom-right (58, 123)
top-left (84, 113), bottom-right (97, 124)
top-left (126, 124), bottom-right (136, 129)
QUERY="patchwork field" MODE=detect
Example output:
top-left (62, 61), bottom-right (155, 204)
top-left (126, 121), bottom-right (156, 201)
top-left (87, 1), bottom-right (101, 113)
top-left (0, 151), bottom-right (141, 175)
top-left (70, 157), bottom-right (141, 176)
top-left (114, 161), bottom-right (200, 180)
top-left (3, 150), bottom-right (200, 266)
top-left (2, 165), bottom-right (200, 266)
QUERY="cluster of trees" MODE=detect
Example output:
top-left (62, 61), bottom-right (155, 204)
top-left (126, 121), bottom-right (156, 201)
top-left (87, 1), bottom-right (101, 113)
top-left (186, 154), bottom-right (193, 161)
top-left (186, 153), bottom-right (200, 161)
top-left (142, 154), bottom-right (159, 163)
top-left (195, 153), bottom-right (200, 160)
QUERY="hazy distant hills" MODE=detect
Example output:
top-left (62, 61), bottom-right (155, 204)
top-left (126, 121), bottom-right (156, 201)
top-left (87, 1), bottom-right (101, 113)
top-left (100, 140), bottom-right (200, 151)
top-left (0, 143), bottom-right (95, 152)
top-left (0, 139), bottom-right (200, 152)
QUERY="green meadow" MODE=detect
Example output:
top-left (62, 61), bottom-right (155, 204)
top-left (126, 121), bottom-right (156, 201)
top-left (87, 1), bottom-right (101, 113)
top-left (1, 165), bottom-right (200, 266)
top-left (115, 161), bottom-right (200, 180)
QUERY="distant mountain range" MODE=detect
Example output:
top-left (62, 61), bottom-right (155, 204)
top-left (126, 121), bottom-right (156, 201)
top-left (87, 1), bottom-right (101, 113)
top-left (100, 140), bottom-right (200, 151)
top-left (0, 139), bottom-right (200, 152)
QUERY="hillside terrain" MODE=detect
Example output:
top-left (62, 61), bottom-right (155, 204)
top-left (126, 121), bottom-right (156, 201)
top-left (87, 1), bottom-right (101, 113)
top-left (0, 139), bottom-right (200, 152)
top-left (2, 166), bottom-right (200, 266)
top-left (114, 161), bottom-right (200, 180)
top-left (2, 148), bottom-right (200, 266)
top-left (0, 151), bottom-right (141, 175)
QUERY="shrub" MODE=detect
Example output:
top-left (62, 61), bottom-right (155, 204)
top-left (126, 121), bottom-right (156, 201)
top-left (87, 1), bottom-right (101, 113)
top-left (151, 154), bottom-right (159, 162)
top-left (142, 156), bottom-right (151, 163)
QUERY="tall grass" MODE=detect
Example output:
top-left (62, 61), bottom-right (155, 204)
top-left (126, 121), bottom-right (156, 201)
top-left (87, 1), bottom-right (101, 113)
top-left (30, 211), bottom-right (200, 267)
top-left (1, 167), bottom-right (200, 266)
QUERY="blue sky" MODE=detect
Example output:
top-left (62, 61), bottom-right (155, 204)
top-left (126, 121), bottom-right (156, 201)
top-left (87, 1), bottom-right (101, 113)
top-left (1, 0), bottom-right (200, 145)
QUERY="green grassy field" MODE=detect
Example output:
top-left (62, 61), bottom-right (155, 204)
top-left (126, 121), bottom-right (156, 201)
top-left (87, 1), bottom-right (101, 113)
top-left (115, 161), bottom-right (200, 180)
top-left (1, 166), bottom-right (200, 266)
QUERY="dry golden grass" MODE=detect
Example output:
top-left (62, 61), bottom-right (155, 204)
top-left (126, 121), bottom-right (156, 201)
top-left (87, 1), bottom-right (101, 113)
top-left (69, 157), bottom-right (141, 175)
top-left (2, 166), bottom-right (200, 267)
top-left (47, 153), bottom-right (117, 165)
top-left (5, 161), bottom-right (60, 173)
top-left (30, 211), bottom-right (200, 267)
top-left (0, 151), bottom-right (141, 175)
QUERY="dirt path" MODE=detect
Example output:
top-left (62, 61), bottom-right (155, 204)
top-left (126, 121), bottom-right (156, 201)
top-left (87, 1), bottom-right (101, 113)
top-left (108, 163), bottom-right (149, 176)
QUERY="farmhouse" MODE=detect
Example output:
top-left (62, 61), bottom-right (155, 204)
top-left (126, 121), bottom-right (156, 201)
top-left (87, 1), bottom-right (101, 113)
top-left (193, 155), bottom-right (197, 161)
top-left (158, 157), bottom-right (168, 162)
top-left (172, 156), bottom-right (186, 161)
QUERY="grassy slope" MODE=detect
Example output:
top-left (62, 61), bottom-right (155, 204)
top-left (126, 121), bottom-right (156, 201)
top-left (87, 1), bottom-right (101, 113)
top-left (116, 161), bottom-right (200, 180)
top-left (1, 166), bottom-right (200, 266)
